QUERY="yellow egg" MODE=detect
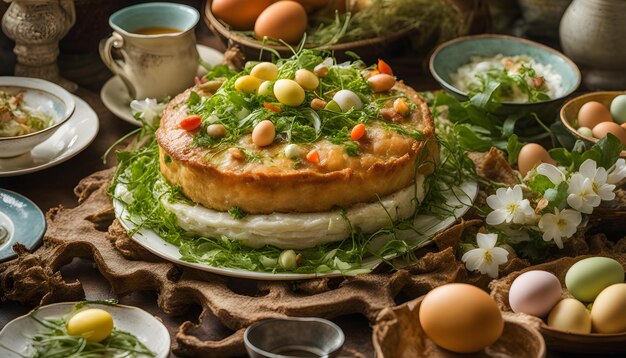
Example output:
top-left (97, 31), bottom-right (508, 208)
top-left (251, 62), bottom-right (279, 81)
top-left (273, 79), bottom-right (305, 106)
top-left (547, 298), bottom-right (591, 334)
top-left (419, 283), bottom-right (504, 353)
top-left (577, 101), bottom-right (612, 129)
top-left (66, 308), bottom-right (114, 342)
top-left (258, 80), bottom-right (273, 97)
top-left (591, 283), bottom-right (626, 333)
top-left (592, 121), bottom-right (626, 145)
top-left (254, 1), bottom-right (308, 44)
top-left (252, 120), bottom-right (276, 147)
top-left (295, 69), bottom-right (319, 90)
top-left (517, 143), bottom-right (555, 176)
top-left (235, 75), bottom-right (262, 93)
top-left (212, 0), bottom-right (272, 30)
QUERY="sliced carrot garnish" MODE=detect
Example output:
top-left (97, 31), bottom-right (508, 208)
top-left (351, 123), bottom-right (366, 141)
top-left (378, 59), bottom-right (393, 76)
top-left (263, 102), bottom-right (282, 113)
top-left (179, 115), bottom-right (202, 131)
top-left (306, 149), bottom-right (319, 163)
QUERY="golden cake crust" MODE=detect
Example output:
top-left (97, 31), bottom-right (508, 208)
top-left (156, 82), bottom-right (436, 214)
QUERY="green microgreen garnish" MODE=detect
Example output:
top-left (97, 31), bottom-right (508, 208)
top-left (186, 49), bottom-right (422, 159)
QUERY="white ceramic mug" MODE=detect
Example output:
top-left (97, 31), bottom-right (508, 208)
top-left (99, 2), bottom-right (200, 100)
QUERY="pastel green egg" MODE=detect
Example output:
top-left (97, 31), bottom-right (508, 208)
top-left (610, 95), bottom-right (626, 124)
top-left (565, 257), bottom-right (624, 302)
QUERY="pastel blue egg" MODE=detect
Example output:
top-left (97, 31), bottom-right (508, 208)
top-left (610, 94), bottom-right (626, 124)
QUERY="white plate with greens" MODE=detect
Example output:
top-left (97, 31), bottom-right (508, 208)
top-left (0, 302), bottom-right (170, 358)
top-left (113, 180), bottom-right (477, 281)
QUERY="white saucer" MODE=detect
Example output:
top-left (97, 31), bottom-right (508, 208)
top-left (101, 44), bottom-right (224, 126)
top-left (0, 95), bottom-right (99, 177)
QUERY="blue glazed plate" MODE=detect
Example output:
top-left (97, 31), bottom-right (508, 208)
top-left (0, 189), bottom-right (45, 262)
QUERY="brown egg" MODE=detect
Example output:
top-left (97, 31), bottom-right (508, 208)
top-left (592, 121), bottom-right (626, 145)
top-left (577, 101), bottom-right (613, 129)
top-left (292, 0), bottom-right (327, 13)
top-left (419, 284), bottom-right (504, 353)
top-left (518, 143), bottom-right (555, 176)
top-left (622, 122), bottom-right (626, 130)
top-left (212, 0), bottom-right (272, 30)
top-left (255, 1), bottom-right (308, 44)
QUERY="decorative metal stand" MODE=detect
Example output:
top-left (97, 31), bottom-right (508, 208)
top-left (1, 0), bottom-right (77, 91)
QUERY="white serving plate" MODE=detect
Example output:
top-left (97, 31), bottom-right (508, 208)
top-left (0, 302), bottom-right (170, 358)
top-left (0, 95), bottom-right (99, 176)
top-left (113, 181), bottom-right (478, 280)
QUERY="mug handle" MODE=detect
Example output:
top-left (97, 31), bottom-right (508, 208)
top-left (99, 32), bottom-right (137, 99)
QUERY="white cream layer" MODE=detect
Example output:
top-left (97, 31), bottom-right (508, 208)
top-left (159, 174), bottom-right (425, 249)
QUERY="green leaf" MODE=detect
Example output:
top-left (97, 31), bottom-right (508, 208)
top-left (455, 124), bottom-right (493, 152)
top-left (548, 147), bottom-right (574, 168)
top-left (596, 133), bottom-right (623, 169)
top-left (544, 181), bottom-right (569, 211)
top-left (187, 91), bottom-right (200, 106)
top-left (527, 172), bottom-right (554, 194)
top-left (469, 77), bottom-right (500, 109)
top-left (507, 134), bottom-right (523, 165)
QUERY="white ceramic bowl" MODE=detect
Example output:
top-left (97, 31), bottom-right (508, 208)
top-left (0, 77), bottom-right (75, 158)
top-left (0, 302), bottom-right (170, 358)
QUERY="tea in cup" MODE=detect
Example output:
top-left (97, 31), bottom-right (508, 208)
top-left (100, 2), bottom-right (199, 100)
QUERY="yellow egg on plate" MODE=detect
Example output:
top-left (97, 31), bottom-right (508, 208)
top-left (419, 283), bottom-right (504, 353)
top-left (66, 308), bottom-right (114, 342)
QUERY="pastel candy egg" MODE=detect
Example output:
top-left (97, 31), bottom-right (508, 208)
top-left (251, 62), bottom-right (278, 81)
top-left (565, 257), bottom-right (624, 302)
top-left (591, 283), bottom-right (626, 333)
top-left (610, 94), bottom-right (626, 124)
top-left (547, 298), bottom-right (591, 334)
top-left (508, 270), bottom-right (562, 317)
top-left (274, 79), bottom-right (305, 107)
top-left (333, 90), bottom-right (362, 112)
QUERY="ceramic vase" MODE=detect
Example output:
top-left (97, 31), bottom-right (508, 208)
top-left (1, 0), bottom-right (77, 91)
top-left (560, 0), bottom-right (626, 90)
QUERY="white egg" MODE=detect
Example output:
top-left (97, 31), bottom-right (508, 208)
top-left (333, 90), bottom-right (362, 112)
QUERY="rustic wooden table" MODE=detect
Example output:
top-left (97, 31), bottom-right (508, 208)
top-left (0, 14), bottom-right (608, 357)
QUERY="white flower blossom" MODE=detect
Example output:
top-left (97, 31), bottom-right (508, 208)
top-left (566, 174), bottom-right (601, 214)
top-left (608, 158), bottom-right (626, 184)
top-left (578, 159), bottom-right (616, 201)
top-left (130, 98), bottom-right (166, 125)
top-left (462, 233), bottom-right (509, 278)
top-left (536, 163), bottom-right (566, 185)
top-left (486, 185), bottom-right (536, 225)
top-left (538, 208), bottom-right (582, 249)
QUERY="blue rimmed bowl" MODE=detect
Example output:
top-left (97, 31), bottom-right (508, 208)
top-left (429, 34), bottom-right (581, 119)
top-left (0, 189), bottom-right (45, 262)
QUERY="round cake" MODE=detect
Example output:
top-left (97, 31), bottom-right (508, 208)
top-left (156, 54), bottom-right (436, 217)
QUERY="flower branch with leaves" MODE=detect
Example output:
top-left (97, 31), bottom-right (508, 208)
top-left (462, 134), bottom-right (625, 278)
